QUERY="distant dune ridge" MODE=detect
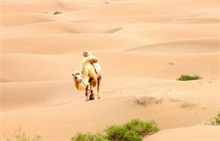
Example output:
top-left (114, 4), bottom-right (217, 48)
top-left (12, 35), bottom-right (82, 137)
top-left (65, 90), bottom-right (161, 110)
top-left (1, 0), bottom-right (219, 141)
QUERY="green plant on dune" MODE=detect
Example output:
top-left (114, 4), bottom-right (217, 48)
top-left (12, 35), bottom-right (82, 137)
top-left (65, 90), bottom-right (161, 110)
top-left (122, 130), bottom-right (142, 141)
top-left (4, 120), bottom-right (159, 141)
top-left (207, 112), bottom-right (220, 125)
top-left (53, 11), bottom-right (62, 15)
top-left (177, 74), bottom-right (202, 81)
top-left (72, 119), bottom-right (159, 141)
top-left (71, 133), bottom-right (107, 141)
top-left (4, 128), bottom-right (41, 141)
top-left (125, 119), bottom-right (159, 136)
top-left (106, 119), bottom-right (159, 141)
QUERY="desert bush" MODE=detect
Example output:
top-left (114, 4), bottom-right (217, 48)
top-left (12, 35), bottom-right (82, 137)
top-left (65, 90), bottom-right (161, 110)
top-left (71, 133), bottom-right (107, 141)
top-left (207, 112), bottom-right (220, 125)
top-left (177, 74), bottom-right (202, 81)
top-left (4, 129), bottom-right (41, 141)
top-left (105, 125), bottom-right (127, 141)
top-left (53, 11), bottom-right (62, 15)
top-left (72, 119), bottom-right (159, 141)
top-left (123, 130), bottom-right (142, 141)
top-left (106, 119), bottom-right (159, 141)
top-left (124, 119), bottom-right (159, 136)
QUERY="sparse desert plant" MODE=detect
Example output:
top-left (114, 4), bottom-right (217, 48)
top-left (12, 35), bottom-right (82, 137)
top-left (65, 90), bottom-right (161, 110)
top-left (177, 74), bottom-right (202, 81)
top-left (71, 119), bottom-right (159, 141)
top-left (53, 11), bottom-right (62, 15)
top-left (106, 125), bottom-right (142, 141)
top-left (207, 112), bottom-right (220, 125)
top-left (105, 119), bottom-right (159, 141)
top-left (181, 101), bottom-right (196, 108)
top-left (136, 97), bottom-right (163, 106)
top-left (124, 119), bottom-right (159, 136)
top-left (71, 133), bottom-right (107, 141)
top-left (4, 128), bottom-right (41, 141)
top-left (105, 125), bottom-right (127, 141)
top-left (122, 130), bottom-right (142, 141)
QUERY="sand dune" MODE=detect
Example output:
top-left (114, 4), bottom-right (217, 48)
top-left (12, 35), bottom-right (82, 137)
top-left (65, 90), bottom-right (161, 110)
top-left (1, 0), bottom-right (95, 14)
top-left (1, 51), bottom-right (219, 82)
top-left (144, 126), bottom-right (220, 141)
top-left (2, 21), bottom-right (125, 35)
top-left (1, 0), bottom-right (219, 141)
top-left (70, 1), bottom-right (218, 17)
top-left (2, 80), bottom-right (76, 111)
top-left (2, 34), bottom-right (148, 54)
top-left (127, 37), bottom-right (219, 53)
top-left (1, 13), bottom-right (54, 27)
top-left (2, 94), bottom-right (219, 140)
top-left (170, 17), bottom-right (220, 24)
top-left (169, 8), bottom-right (219, 24)
top-left (2, 77), bottom-right (219, 110)
top-left (118, 23), bottom-right (218, 42)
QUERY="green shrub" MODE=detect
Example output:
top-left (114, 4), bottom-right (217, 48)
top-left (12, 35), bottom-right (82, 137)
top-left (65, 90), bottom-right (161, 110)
top-left (124, 119), bottom-right (159, 136)
top-left (105, 125), bottom-right (126, 141)
top-left (53, 11), bottom-right (62, 15)
top-left (72, 119), bottom-right (159, 141)
top-left (4, 129), bottom-right (41, 141)
top-left (177, 74), bottom-right (202, 81)
top-left (207, 112), bottom-right (220, 125)
top-left (105, 119), bottom-right (159, 141)
top-left (123, 131), bottom-right (142, 141)
top-left (71, 133), bottom-right (107, 141)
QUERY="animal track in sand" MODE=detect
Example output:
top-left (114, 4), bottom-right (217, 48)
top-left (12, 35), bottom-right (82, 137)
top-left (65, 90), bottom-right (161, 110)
top-left (135, 96), bottom-right (163, 106)
top-left (181, 101), bottom-right (196, 108)
top-left (170, 98), bottom-right (206, 110)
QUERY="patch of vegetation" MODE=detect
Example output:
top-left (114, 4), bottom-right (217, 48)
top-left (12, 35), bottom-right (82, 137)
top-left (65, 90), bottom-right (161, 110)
top-left (106, 119), bottom-right (159, 141)
top-left (4, 129), bottom-right (41, 141)
top-left (53, 11), bottom-right (62, 15)
top-left (177, 74), bottom-right (202, 81)
top-left (72, 119), bottom-right (159, 141)
top-left (71, 133), bottom-right (107, 141)
top-left (207, 112), bottom-right (220, 125)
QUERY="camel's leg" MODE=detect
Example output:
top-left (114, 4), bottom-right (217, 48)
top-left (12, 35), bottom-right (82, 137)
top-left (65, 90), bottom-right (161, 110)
top-left (89, 83), bottom-right (95, 100)
top-left (85, 85), bottom-right (89, 101)
top-left (97, 76), bottom-right (101, 99)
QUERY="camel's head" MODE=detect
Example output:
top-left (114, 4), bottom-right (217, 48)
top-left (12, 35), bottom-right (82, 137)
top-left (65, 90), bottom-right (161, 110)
top-left (72, 71), bottom-right (86, 90)
top-left (72, 71), bottom-right (83, 83)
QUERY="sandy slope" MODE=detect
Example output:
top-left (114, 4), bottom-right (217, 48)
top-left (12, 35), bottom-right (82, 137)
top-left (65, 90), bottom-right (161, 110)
top-left (144, 126), bottom-right (220, 141)
top-left (1, 0), bottom-right (220, 141)
top-left (1, 52), bottom-right (219, 82)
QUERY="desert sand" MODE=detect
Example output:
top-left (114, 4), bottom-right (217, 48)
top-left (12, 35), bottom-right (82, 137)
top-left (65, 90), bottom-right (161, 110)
top-left (1, 0), bottom-right (220, 141)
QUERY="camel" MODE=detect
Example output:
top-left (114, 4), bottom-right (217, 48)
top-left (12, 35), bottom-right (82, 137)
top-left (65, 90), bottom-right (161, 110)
top-left (72, 52), bottom-right (102, 101)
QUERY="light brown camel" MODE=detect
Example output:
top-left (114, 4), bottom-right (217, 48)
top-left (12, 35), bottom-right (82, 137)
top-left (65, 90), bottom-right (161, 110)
top-left (72, 53), bottom-right (102, 101)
